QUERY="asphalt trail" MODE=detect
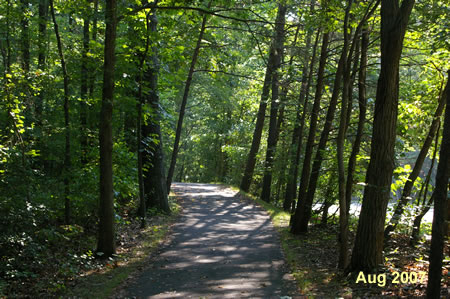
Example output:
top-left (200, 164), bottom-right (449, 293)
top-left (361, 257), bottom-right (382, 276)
top-left (125, 183), bottom-right (296, 298)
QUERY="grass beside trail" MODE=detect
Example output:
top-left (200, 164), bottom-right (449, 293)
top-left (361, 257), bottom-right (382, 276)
top-left (66, 195), bottom-right (181, 299)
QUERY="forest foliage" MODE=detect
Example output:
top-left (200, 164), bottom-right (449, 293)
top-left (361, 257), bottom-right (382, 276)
top-left (0, 0), bottom-right (449, 297)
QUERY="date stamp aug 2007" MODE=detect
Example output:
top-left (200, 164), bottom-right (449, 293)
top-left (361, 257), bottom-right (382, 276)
top-left (355, 271), bottom-right (427, 287)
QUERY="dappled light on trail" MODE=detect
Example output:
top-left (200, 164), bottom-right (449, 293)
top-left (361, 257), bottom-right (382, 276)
top-left (126, 183), bottom-right (296, 297)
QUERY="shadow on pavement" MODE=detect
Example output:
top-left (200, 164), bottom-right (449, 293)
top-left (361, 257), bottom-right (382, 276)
top-left (125, 183), bottom-right (296, 298)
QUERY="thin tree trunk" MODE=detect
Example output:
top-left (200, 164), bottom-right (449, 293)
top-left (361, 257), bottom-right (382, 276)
top-left (143, 6), bottom-right (171, 213)
top-left (294, 34), bottom-right (348, 233)
top-left (239, 4), bottom-right (288, 194)
top-left (88, 0), bottom-right (98, 101)
top-left (384, 79), bottom-right (447, 239)
top-left (166, 3), bottom-right (210, 193)
top-left (426, 70), bottom-right (450, 299)
top-left (36, 0), bottom-right (48, 124)
top-left (80, 15), bottom-right (90, 164)
top-left (321, 169), bottom-right (337, 226)
top-left (260, 3), bottom-right (287, 202)
top-left (290, 32), bottom-right (329, 234)
top-left (136, 10), bottom-right (152, 229)
top-left (97, 0), bottom-right (117, 258)
top-left (283, 30), bottom-right (320, 211)
top-left (294, 0), bottom-right (378, 234)
top-left (349, 0), bottom-right (415, 272)
top-left (410, 129), bottom-right (439, 245)
top-left (50, 0), bottom-right (71, 225)
top-left (21, 0), bottom-right (30, 74)
top-left (345, 27), bottom-right (368, 217)
top-left (337, 0), bottom-right (353, 269)
top-left (239, 53), bottom-right (273, 193)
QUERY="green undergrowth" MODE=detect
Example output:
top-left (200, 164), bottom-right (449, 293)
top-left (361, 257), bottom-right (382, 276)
top-left (67, 195), bottom-right (181, 298)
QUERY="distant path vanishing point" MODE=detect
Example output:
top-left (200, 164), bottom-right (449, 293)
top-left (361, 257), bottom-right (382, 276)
top-left (124, 182), bottom-right (296, 298)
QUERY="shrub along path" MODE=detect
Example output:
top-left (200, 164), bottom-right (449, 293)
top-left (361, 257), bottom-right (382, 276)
top-left (124, 183), bottom-right (296, 298)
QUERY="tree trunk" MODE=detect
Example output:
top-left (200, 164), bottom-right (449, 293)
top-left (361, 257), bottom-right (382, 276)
top-left (239, 56), bottom-right (273, 193)
top-left (88, 0), bottom-right (98, 101)
top-left (50, 0), bottom-right (71, 225)
top-left (20, 0), bottom-right (30, 74)
top-left (410, 191), bottom-right (434, 246)
top-left (426, 70), bottom-right (449, 299)
top-left (410, 124), bottom-right (440, 245)
top-left (143, 7), bottom-right (171, 213)
top-left (36, 0), bottom-right (48, 123)
top-left (283, 30), bottom-right (319, 211)
top-left (336, 0), bottom-right (353, 269)
top-left (321, 170), bottom-right (337, 226)
top-left (166, 4), bottom-right (210, 193)
top-left (384, 79), bottom-right (447, 239)
top-left (260, 3), bottom-right (286, 202)
top-left (349, 0), bottom-right (415, 272)
top-left (294, 0), bottom-right (377, 234)
top-left (290, 32), bottom-right (329, 234)
top-left (97, 0), bottom-right (117, 258)
top-left (345, 27), bottom-right (368, 217)
top-left (136, 8), bottom-right (152, 229)
top-left (239, 5), bottom-right (288, 194)
top-left (294, 33), bottom-right (347, 233)
top-left (80, 15), bottom-right (90, 164)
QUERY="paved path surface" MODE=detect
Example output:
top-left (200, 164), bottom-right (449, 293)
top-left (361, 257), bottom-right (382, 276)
top-left (125, 183), bottom-right (296, 298)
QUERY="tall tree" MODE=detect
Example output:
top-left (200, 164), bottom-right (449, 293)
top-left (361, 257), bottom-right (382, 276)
top-left (97, 0), bottom-right (117, 258)
top-left (283, 30), bottom-right (319, 211)
top-left (336, 0), bottom-right (353, 269)
top-left (290, 31), bottom-right (329, 234)
top-left (20, 0), bottom-right (30, 74)
top-left (293, 0), bottom-right (378, 234)
top-left (142, 5), bottom-right (171, 213)
top-left (36, 0), bottom-right (48, 123)
top-left (345, 27), bottom-right (369, 217)
top-left (80, 10), bottom-right (90, 164)
top-left (50, 0), bottom-right (71, 224)
top-left (349, 0), bottom-right (415, 272)
top-left (166, 2), bottom-right (210, 193)
top-left (260, 3), bottom-right (287, 202)
top-left (426, 70), bottom-right (449, 298)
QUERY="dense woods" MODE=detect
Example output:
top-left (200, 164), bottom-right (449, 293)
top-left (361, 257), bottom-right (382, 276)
top-left (0, 0), bottom-right (448, 297)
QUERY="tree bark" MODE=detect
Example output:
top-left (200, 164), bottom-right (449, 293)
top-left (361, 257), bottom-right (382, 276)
top-left (290, 32), bottom-right (329, 234)
top-left (336, 0), bottom-right (353, 269)
top-left (345, 27), bottom-right (368, 217)
top-left (80, 15), bottom-right (90, 164)
top-left (384, 79), bottom-right (447, 239)
top-left (349, 0), bottom-right (415, 272)
top-left (294, 33), bottom-right (348, 233)
top-left (294, 0), bottom-right (377, 235)
top-left (20, 0), bottom-right (30, 74)
top-left (239, 4), bottom-right (288, 194)
top-left (166, 3), bottom-right (210, 193)
top-left (88, 0), bottom-right (98, 101)
top-left (36, 0), bottom-right (48, 123)
top-left (136, 9), bottom-right (152, 228)
top-left (143, 7), bottom-right (171, 213)
top-left (426, 70), bottom-right (449, 299)
top-left (50, 0), bottom-right (71, 225)
top-left (260, 3), bottom-right (287, 202)
top-left (283, 30), bottom-right (320, 211)
top-left (97, 0), bottom-right (117, 258)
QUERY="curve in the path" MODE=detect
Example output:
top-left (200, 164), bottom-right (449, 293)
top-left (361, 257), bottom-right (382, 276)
top-left (125, 183), bottom-right (296, 298)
